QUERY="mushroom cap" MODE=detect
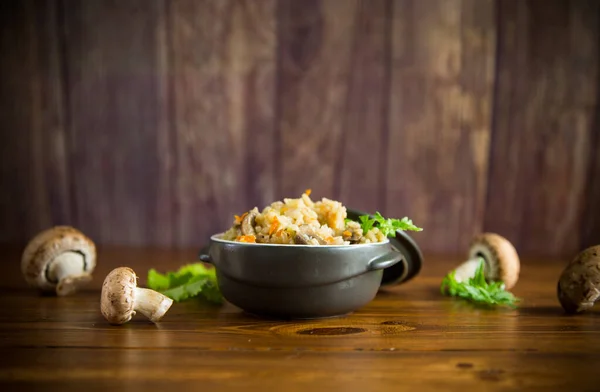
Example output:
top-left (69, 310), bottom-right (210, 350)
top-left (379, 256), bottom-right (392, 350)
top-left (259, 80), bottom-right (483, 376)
top-left (557, 245), bottom-right (600, 313)
top-left (468, 233), bottom-right (520, 289)
top-left (21, 226), bottom-right (97, 291)
top-left (100, 267), bottom-right (138, 325)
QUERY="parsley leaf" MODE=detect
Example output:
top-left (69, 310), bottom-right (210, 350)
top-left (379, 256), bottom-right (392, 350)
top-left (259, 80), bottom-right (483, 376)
top-left (356, 211), bottom-right (423, 237)
top-left (147, 263), bottom-right (223, 304)
top-left (440, 259), bottom-right (520, 308)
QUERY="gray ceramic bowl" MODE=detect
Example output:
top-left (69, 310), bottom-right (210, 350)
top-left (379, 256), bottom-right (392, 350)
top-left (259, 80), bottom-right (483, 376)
top-left (198, 208), bottom-right (423, 319)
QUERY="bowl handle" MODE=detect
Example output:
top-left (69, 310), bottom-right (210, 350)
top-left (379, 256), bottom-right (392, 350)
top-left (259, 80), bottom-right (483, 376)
top-left (346, 208), bottom-right (423, 285)
top-left (367, 250), bottom-right (403, 271)
top-left (198, 245), bottom-right (212, 264)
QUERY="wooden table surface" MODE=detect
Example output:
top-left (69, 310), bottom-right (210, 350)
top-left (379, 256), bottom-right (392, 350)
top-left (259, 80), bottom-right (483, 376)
top-left (1, 246), bottom-right (599, 391)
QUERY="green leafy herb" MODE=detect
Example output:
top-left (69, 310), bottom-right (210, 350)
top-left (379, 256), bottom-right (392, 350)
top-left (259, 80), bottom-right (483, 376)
top-left (356, 211), bottom-right (423, 237)
top-left (147, 263), bottom-right (223, 304)
top-left (440, 259), bottom-right (520, 308)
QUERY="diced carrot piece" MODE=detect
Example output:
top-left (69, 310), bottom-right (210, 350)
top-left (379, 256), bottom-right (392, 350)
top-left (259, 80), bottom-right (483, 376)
top-left (234, 211), bottom-right (249, 225)
top-left (269, 217), bottom-right (280, 235)
top-left (327, 213), bottom-right (337, 228)
top-left (236, 235), bottom-right (256, 243)
top-left (305, 189), bottom-right (312, 196)
top-left (343, 230), bottom-right (351, 237)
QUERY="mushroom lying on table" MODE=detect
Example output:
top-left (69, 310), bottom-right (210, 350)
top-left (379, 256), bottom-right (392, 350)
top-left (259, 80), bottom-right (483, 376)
top-left (557, 245), bottom-right (600, 314)
top-left (21, 226), bottom-right (97, 296)
top-left (451, 233), bottom-right (520, 289)
top-left (101, 267), bottom-right (173, 325)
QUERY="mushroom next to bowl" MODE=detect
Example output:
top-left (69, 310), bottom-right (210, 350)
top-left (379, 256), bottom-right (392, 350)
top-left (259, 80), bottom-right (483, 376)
top-left (101, 267), bottom-right (173, 325)
top-left (21, 226), bottom-right (97, 296)
top-left (451, 233), bottom-right (520, 290)
top-left (557, 245), bottom-right (600, 314)
top-left (222, 190), bottom-right (387, 245)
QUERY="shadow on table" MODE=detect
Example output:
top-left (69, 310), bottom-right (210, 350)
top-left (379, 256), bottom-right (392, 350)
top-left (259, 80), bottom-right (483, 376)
top-left (517, 306), bottom-right (600, 317)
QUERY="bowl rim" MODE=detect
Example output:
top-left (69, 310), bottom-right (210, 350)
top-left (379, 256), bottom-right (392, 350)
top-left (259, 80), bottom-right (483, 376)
top-left (209, 233), bottom-right (391, 248)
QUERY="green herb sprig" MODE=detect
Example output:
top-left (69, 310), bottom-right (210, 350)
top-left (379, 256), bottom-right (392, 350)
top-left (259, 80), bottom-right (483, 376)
top-left (148, 263), bottom-right (223, 304)
top-left (355, 212), bottom-right (423, 237)
top-left (440, 259), bottom-right (520, 308)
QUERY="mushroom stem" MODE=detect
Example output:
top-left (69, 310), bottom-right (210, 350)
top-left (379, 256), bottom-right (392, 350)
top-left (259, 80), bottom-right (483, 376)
top-left (453, 257), bottom-right (486, 283)
top-left (48, 251), bottom-right (92, 296)
top-left (134, 287), bottom-right (173, 323)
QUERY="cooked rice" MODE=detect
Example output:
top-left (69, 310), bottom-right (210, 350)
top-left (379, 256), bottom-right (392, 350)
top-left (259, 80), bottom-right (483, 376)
top-left (222, 190), bottom-right (387, 245)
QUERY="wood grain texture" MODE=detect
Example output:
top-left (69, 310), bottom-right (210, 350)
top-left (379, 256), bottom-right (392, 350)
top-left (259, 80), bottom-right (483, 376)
top-left (581, 119), bottom-right (600, 250)
top-left (0, 0), bottom-right (598, 258)
top-left (386, 0), bottom-right (496, 254)
top-left (0, 0), bottom-right (71, 242)
top-left (581, 1), bottom-right (600, 251)
top-left (484, 0), bottom-right (600, 257)
top-left (1, 247), bottom-right (599, 391)
top-left (171, 0), bottom-right (276, 246)
top-left (277, 0), bottom-right (359, 199)
top-left (62, 0), bottom-right (172, 246)
top-left (1, 350), bottom-right (598, 391)
top-left (336, 0), bottom-right (391, 213)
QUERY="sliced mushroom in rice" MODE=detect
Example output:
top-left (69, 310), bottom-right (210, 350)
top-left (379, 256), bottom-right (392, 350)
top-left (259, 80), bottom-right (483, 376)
top-left (294, 233), bottom-right (320, 245)
top-left (294, 232), bottom-right (310, 245)
top-left (241, 208), bottom-right (259, 236)
top-left (294, 226), bottom-right (328, 245)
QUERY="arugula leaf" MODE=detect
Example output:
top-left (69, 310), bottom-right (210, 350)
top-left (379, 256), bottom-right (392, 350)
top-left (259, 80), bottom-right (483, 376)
top-left (359, 215), bottom-right (375, 233)
top-left (356, 211), bottom-right (423, 237)
top-left (147, 263), bottom-right (223, 304)
top-left (440, 259), bottom-right (520, 308)
top-left (147, 269), bottom-right (171, 291)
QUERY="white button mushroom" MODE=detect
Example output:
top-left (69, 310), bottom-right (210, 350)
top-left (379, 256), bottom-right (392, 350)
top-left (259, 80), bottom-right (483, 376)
top-left (451, 233), bottom-right (520, 289)
top-left (557, 245), bottom-right (600, 314)
top-left (21, 226), bottom-right (97, 296)
top-left (100, 267), bottom-right (173, 325)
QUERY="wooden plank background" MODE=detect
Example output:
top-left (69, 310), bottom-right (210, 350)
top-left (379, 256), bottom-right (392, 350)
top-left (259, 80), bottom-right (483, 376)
top-left (0, 0), bottom-right (598, 258)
